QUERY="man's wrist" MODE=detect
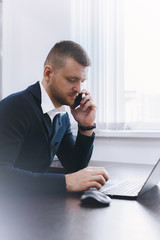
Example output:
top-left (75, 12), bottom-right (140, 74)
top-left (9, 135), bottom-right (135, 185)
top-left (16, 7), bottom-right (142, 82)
top-left (78, 129), bottom-right (95, 137)
top-left (65, 174), bottom-right (72, 192)
top-left (78, 123), bottom-right (96, 131)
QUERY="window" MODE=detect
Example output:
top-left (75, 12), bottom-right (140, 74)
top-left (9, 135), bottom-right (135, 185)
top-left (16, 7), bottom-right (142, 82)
top-left (124, 0), bottom-right (160, 130)
top-left (71, 0), bottom-right (160, 131)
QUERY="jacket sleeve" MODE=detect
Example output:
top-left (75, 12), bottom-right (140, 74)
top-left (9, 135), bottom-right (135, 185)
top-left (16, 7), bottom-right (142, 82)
top-left (0, 165), bottom-right (66, 194)
top-left (0, 97), bottom-right (66, 194)
top-left (56, 113), bottom-right (95, 173)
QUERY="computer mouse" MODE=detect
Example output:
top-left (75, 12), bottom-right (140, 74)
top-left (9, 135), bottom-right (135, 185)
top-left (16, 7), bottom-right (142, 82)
top-left (80, 189), bottom-right (111, 207)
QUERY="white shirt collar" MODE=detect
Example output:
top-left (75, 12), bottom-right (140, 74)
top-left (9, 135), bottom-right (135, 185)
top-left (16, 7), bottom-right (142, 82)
top-left (39, 81), bottom-right (66, 120)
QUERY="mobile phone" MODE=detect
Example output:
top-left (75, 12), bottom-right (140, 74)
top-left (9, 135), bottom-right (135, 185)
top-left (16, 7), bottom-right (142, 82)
top-left (73, 93), bottom-right (82, 109)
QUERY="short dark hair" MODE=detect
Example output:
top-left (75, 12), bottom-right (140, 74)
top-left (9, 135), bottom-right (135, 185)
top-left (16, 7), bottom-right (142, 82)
top-left (44, 40), bottom-right (91, 70)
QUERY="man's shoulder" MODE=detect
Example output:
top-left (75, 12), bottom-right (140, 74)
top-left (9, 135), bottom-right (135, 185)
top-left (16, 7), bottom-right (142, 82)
top-left (1, 82), bottom-right (40, 103)
top-left (0, 82), bottom-right (41, 114)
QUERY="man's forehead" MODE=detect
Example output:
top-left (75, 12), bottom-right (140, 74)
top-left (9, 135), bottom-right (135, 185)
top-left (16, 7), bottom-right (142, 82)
top-left (66, 68), bottom-right (88, 79)
top-left (62, 59), bottom-right (89, 79)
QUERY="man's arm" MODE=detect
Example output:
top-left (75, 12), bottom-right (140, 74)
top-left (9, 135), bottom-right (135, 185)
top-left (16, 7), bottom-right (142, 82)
top-left (0, 97), bottom-right (66, 194)
top-left (0, 93), bottom-right (108, 194)
top-left (58, 90), bottom-right (109, 192)
top-left (56, 115), bottom-right (95, 173)
top-left (0, 164), bottom-right (66, 194)
top-left (57, 90), bottom-right (96, 172)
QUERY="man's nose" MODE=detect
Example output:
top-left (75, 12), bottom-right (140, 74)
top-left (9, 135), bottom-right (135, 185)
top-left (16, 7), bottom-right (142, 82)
top-left (72, 81), bottom-right (82, 93)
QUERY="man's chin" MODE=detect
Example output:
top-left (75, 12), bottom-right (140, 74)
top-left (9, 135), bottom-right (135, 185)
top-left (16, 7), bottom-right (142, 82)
top-left (63, 100), bottom-right (75, 107)
top-left (69, 102), bottom-right (75, 108)
top-left (66, 98), bottom-right (75, 107)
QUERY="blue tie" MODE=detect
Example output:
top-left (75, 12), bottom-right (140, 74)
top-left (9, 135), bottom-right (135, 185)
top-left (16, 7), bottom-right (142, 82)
top-left (50, 113), bottom-right (61, 163)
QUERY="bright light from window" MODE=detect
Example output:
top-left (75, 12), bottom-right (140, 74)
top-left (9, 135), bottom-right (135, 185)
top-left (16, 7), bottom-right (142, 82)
top-left (124, 0), bottom-right (160, 126)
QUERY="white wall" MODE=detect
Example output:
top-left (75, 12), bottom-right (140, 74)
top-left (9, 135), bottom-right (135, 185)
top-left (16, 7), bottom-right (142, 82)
top-left (2, 0), bottom-right (160, 165)
top-left (2, 0), bottom-right (72, 98)
top-left (92, 137), bottom-right (160, 165)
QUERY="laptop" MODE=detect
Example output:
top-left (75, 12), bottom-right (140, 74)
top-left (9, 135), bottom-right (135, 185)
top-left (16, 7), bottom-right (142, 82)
top-left (100, 159), bottom-right (160, 200)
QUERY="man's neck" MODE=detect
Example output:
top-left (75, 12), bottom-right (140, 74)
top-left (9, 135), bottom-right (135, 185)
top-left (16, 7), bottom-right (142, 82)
top-left (41, 79), bottom-right (61, 108)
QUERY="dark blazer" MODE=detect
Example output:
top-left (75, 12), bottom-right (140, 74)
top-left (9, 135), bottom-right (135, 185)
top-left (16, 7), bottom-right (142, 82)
top-left (0, 82), bottom-right (94, 194)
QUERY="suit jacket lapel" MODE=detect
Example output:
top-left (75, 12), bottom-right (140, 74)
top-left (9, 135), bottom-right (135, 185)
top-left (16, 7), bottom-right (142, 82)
top-left (27, 82), bottom-right (51, 139)
top-left (43, 113), bottom-right (52, 138)
top-left (27, 82), bottom-right (63, 141)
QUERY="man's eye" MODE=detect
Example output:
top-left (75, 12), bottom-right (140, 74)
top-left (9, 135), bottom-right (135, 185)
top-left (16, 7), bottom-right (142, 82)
top-left (67, 78), bottom-right (75, 82)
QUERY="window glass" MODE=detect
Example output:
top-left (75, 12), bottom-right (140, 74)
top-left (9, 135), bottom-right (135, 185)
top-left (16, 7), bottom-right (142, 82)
top-left (124, 0), bottom-right (160, 129)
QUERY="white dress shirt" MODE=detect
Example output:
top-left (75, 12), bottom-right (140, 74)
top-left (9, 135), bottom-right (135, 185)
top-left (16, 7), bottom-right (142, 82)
top-left (39, 81), bottom-right (66, 122)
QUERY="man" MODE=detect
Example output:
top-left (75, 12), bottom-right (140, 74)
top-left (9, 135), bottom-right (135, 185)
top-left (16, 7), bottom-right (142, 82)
top-left (0, 40), bottom-right (108, 194)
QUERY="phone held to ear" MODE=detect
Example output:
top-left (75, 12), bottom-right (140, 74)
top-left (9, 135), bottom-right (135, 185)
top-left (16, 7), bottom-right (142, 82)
top-left (73, 93), bottom-right (82, 109)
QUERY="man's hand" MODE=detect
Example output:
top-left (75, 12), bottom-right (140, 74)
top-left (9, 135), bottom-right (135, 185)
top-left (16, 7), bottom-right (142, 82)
top-left (70, 90), bottom-right (96, 127)
top-left (65, 167), bottom-right (109, 192)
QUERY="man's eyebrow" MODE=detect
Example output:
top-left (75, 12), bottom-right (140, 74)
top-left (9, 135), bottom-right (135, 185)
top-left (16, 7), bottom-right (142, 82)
top-left (67, 76), bottom-right (87, 81)
top-left (67, 76), bottom-right (79, 80)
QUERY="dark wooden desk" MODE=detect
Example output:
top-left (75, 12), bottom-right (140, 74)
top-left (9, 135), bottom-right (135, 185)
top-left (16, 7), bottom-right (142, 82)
top-left (0, 162), bottom-right (160, 240)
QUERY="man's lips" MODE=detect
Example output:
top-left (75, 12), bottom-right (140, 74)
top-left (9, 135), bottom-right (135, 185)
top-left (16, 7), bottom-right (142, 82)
top-left (68, 93), bottom-right (77, 99)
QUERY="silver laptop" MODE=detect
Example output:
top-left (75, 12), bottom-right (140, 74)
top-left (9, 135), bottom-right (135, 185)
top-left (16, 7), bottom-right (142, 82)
top-left (100, 159), bottom-right (160, 200)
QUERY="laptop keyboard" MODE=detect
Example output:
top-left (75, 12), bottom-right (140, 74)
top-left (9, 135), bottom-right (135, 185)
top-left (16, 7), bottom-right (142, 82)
top-left (100, 179), bottom-right (145, 195)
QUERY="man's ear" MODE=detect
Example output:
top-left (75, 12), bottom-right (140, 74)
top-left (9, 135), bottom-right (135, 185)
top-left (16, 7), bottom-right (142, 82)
top-left (43, 65), bottom-right (53, 83)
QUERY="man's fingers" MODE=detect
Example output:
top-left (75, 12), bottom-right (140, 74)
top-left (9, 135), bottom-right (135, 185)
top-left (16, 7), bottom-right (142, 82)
top-left (82, 100), bottom-right (96, 112)
top-left (81, 89), bottom-right (90, 96)
top-left (80, 90), bottom-right (93, 105)
top-left (87, 181), bottom-right (102, 190)
top-left (90, 175), bottom-right (106, 186)
top-left (87, 167), bottom-right (109, 181)
top-left (80, 96), bottom-right (90, 107)
top-left (65, 167), bottom-right (109, 192)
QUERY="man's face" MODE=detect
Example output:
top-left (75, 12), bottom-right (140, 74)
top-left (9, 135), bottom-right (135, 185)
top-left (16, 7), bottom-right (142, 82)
top-left (48, 58), bottom-right (88, 107)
